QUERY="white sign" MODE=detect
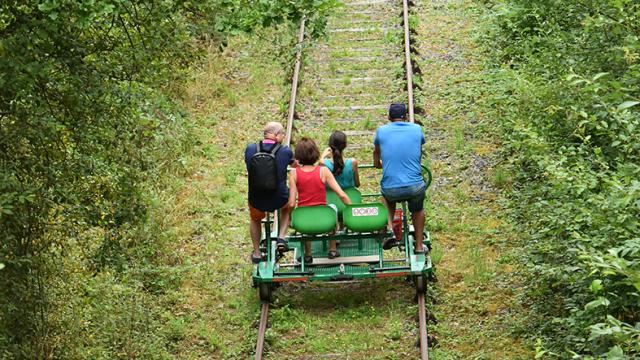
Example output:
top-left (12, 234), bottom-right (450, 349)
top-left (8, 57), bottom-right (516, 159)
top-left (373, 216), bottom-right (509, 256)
top-left (351, 207), bottom-right (379, 217)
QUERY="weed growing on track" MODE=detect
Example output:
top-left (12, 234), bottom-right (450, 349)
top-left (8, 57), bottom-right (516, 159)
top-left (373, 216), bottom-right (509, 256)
top-left (414, 0), bottom-right (532, 358)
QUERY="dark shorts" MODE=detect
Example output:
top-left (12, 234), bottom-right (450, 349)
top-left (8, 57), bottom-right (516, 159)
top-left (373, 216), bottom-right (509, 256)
top-left (381, 182), bottom-right (426, 213)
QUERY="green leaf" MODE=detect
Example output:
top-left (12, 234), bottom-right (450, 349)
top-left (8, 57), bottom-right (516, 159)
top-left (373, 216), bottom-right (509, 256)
top-left (0, 263), bottom-right (4, 271)
top-left (590, 279), bottom-right (603, 293)
top-left (617, 101), bottom-right (639, 110)
top-left (605, 346), bottom-right (625, 359)
top-left (585, 296), bottom-right (610, 310)
top-left (592, 72), bottom-right (609, 81)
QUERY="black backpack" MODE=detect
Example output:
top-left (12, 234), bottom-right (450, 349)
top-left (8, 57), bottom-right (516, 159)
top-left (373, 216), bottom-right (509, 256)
top-left (248, 142), bottom-right (282, 192)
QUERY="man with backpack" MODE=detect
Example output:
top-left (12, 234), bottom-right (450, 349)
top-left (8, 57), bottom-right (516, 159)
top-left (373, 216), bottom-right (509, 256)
top-left (244, 122), bottom-right (294, 264)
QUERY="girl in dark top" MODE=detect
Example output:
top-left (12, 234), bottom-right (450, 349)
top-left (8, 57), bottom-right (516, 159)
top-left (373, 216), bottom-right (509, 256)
top-left (289, 138), bottom-right (351, 262)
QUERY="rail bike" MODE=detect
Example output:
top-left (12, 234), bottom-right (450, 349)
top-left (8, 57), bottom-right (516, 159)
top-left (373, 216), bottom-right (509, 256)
top-left (252, 165), bottom-right (434, 359)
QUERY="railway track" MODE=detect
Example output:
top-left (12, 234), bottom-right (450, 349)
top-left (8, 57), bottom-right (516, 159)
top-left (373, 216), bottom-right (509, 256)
top-left (255, 0), bottom-right (430, 358)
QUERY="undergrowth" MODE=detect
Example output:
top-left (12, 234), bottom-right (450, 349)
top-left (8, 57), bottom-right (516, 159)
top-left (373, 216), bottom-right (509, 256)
top-left (479, 0), bottom-right (640, 357)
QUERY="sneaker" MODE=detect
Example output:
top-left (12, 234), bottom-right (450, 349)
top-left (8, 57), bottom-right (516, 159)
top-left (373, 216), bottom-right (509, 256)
top-left (251, 253), bottom-right (263, 264)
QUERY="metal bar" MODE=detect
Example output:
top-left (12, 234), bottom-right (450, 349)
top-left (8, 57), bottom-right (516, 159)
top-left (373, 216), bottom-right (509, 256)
top-left (274, 271), bottom-right (315, 276)
top-left (418, 292), bottom-right (429, 360)
top-left (369, 266), bottom-right (410, 272)
top-left (402, 0), bottom-right (415, 123)
top-left (255, 302), bottom-right (269, 360)
top-left (285, 17), bottom-right (306, 147)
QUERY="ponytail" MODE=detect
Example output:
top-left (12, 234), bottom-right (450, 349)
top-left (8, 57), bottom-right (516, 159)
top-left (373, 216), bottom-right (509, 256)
top-left (328, 131), bottom-right (347, 176)
top-left (332, 147), bottom-right (345, 176)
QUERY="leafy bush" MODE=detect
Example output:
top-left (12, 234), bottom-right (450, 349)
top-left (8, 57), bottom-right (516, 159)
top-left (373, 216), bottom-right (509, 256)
top-left (481, 0), bottom-right (640, 357)
top-left (0, 0), bottom-right (335, 357)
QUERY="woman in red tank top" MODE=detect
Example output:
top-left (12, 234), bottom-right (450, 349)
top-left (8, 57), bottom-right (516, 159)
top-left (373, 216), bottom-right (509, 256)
top-left (289, 138), bottom-right (352, 262)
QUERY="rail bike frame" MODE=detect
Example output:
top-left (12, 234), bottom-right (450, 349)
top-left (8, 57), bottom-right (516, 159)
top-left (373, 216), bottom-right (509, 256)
top-left (251, 165), bottom-right (433, 299)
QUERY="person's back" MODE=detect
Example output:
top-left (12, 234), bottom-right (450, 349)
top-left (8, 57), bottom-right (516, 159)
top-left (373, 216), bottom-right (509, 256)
top-left (322, 130), bottom-right (360, 190)
top-left (374, 122), bottom-right (424, 189)
top-left (373, 103), bottom-right (427, 254)
top-left (244, 141), bottom-right (292, 211)
top-left (244, 122), bottom-right (293, 264)
top-left (289, 137), bottom-right (352, 261)
top-left (295, 165), bottom-right (326, 207)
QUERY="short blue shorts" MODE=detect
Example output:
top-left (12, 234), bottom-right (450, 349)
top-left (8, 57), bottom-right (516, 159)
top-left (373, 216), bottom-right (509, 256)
top-left (381, 182), bottom-right (426, 213)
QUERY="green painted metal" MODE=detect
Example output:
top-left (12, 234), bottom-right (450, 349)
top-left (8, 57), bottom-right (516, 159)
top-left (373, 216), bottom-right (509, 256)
top-left (343, 203), bottom-right (388, 232)
top-left (326, 187), bottom-right (362, 215)
top-left (291, 206), bottom-right (336, 234)
top-left (252, 164), bottom-right (434, 286)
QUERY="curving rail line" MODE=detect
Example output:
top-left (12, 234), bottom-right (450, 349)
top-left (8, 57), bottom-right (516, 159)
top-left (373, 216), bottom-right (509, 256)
top-left (254, 1), bottom-right (430, 358)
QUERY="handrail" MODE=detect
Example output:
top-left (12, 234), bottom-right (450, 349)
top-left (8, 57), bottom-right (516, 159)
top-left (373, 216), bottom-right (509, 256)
top-left (353, 164), bottom-right (432, 189)
top-left (402, 0), bottom-right (415, 123)
top-left (285, 17), bottom-right (306, 147)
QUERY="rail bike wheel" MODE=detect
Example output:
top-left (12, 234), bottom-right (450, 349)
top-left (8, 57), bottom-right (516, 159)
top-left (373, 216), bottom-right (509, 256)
top-left (414, 274), bottom-right (427, 294)
top-left (258, 283), bottom-right (273, 303)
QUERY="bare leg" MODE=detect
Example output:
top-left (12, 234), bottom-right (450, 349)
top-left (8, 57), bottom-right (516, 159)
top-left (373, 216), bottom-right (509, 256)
top-left (250, 218), bottom-right (262, 257)
top-left (381, 197), bottom-right (396, 231)
top-left (329, 240), bottom-right (337, 252)
top-left (278, 205), bottom-right (291, 239)
top-left (411, 210), bottom-right (425, 251)
top-left (304, 241), bottom-right (312, 257)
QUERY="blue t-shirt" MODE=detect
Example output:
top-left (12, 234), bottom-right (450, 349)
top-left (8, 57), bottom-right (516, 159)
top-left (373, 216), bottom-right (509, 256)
top-left (244, 141), bottom-right (293, 212)
top-left (373, 122), bottom-right (425, 189)
top-left (323, 158), bottom-right (355, 189)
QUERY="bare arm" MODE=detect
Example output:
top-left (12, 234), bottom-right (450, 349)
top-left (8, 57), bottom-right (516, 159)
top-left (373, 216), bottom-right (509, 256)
top-left (373, 145), bottom-right (382, 169)
top-left (320, 147), bottom-right (332, 160)
top-left (288, 170), bottom-right (297, 208)
top-left (352, 158), bottom-right (360, 187)
top-left (323, 168), bottom-right (351, 205)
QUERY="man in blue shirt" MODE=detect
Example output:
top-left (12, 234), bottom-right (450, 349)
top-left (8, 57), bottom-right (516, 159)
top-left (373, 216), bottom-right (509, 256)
top-left (373, 103), bottom-right (427, 253)
top-left (244, 122), bottom-right (293, 263)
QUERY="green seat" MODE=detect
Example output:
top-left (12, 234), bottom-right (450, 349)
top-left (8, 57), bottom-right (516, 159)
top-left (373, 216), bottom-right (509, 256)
top-left (326, 188), bottom-right (362, 215)
top-left (291, 206), bottom-right (337, 235)
top-left (344, 203), bottom-right (388, 232)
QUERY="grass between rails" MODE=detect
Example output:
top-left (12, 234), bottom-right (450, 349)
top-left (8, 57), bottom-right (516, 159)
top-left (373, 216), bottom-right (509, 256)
top-left (160, 1), bottom-right (535, 359)
top-left (414, 1), bottom-right (532, 358)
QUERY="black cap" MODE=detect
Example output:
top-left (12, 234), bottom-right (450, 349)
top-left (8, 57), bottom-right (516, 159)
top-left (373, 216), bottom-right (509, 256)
top-left (389, 103), bottom-right (406, 120)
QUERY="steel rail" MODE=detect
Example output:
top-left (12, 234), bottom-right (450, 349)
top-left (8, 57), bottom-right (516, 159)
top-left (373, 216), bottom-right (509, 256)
top-left (285, 17), bottom-right (307, 147)
top-left (256, 16), bottom-right (306, 360)
top-left (255, 302), bottom-right (270, 360)
top-left (402, 0), bottom-right (415, 123)
top-left (403, 2), bottom-right (428, 357)
top-left (418, 291), bottom-right (430, 360)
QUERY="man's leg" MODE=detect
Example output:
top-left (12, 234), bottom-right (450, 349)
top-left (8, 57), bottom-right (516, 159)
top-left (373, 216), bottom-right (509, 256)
top-left (249, 204), bottom-right (266, 257)
top-left (278, 205), bottom-right (291, 239)
top-left (411, 210), bottom-right (425, 252)
top-left (381, 197), bottom-right (396, 231)
top-left (407, 184), bottom-right (427, 252)
top-left (250, 218), bottom-right (262, 257)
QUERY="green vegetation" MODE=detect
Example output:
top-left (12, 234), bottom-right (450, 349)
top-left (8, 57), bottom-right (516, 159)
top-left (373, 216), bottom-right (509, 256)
top-left (481, 0), bottom-right (640, 357)
top-left (0, 1), bottom-right (334, 357)
top-left (3, 0), bottom-right (637, 358)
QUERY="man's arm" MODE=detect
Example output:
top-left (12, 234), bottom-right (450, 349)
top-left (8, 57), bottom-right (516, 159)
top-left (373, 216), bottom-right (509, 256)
top-left (373, 145), bottom-right (382, 169)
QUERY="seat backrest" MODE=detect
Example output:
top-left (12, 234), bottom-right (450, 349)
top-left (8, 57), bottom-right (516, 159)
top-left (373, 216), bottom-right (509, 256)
top-left (343, 203), bottom-right (388, 232)
top-left (326, 188), bottom-right (362, 215)
top-left (291, 206), bottom-right (337, 235)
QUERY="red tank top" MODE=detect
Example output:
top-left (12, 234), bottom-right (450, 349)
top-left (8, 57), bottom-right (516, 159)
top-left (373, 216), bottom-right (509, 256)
top-left (296, 166), bottom-right (326, 207)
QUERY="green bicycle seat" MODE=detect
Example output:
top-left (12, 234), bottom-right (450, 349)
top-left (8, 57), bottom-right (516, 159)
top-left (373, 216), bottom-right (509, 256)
top-left (343, 203), bottom-right (388, 232)
top-left (291, 206), bottom-right (337, 235)
top-left (326, 188), bottom-right (362, 215)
